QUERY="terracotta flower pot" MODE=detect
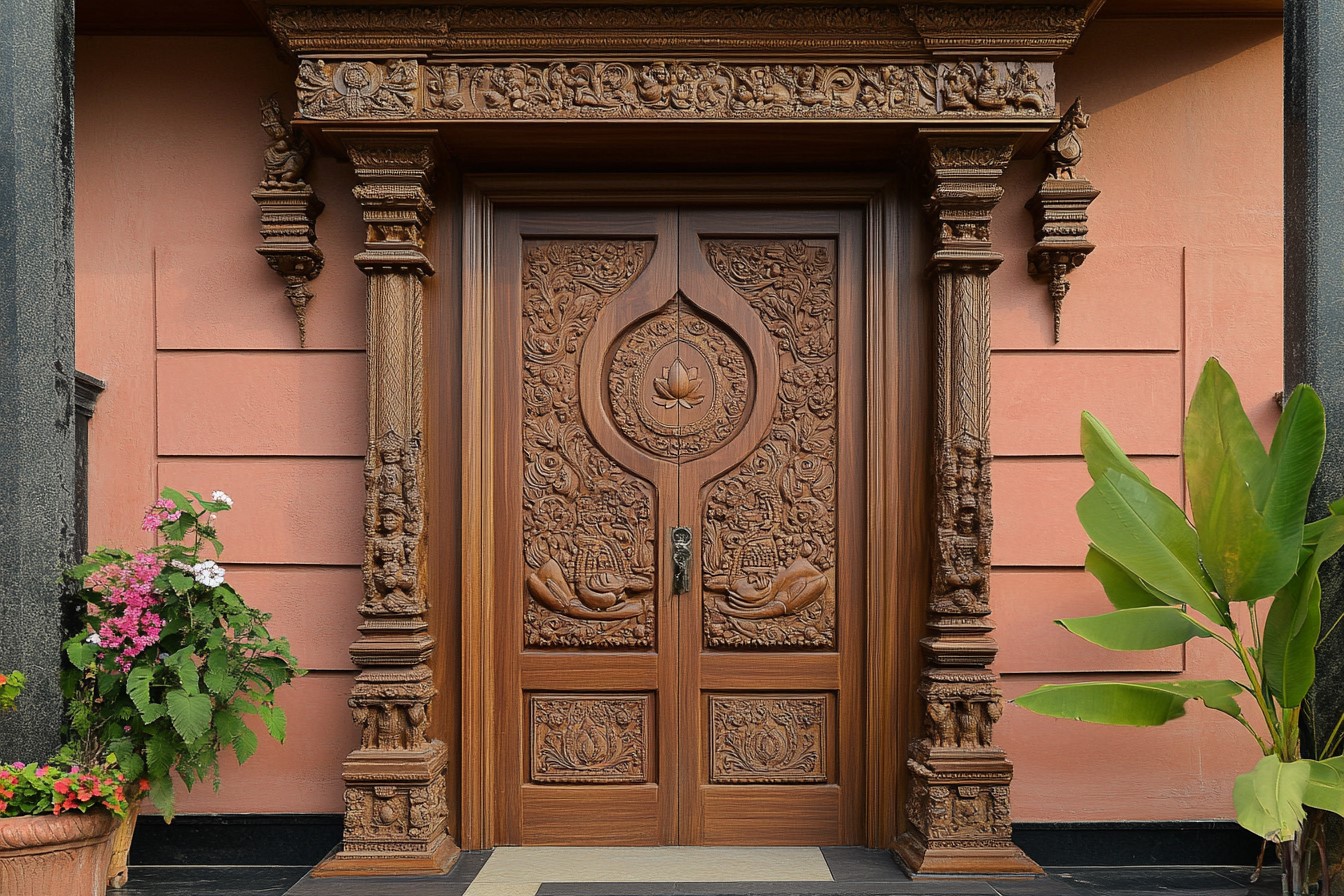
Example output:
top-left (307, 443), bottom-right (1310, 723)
top-left (0, 809), bottom-right (118, 896)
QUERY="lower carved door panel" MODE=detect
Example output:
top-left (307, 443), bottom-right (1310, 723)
top-left (493, 206), bottom-right (865, 845)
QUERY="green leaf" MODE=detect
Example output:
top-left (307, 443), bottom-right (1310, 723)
top-left (1085, 547), bottom-right (1173, 610)
top-left (127, 666), bottom-right (154, 713)
top-left (1303, 756), bottom-right (1344, 816)
top-left (146, 731), bottom-right (175, 778)
top-left (160, 487), bottom-right (192, 512)
top-left (1183, 359), bottom-right (1299, 602)
top-left (149, 774), bottom-right (176, 823)
top-left (1014, 680), bottom-right (1245, 727)
top-left (1232, 754), bottom-right (1311, 842)
top-left (168, 572), bottom-right (195, 594)
top-left (1261, 384), bottom-right (1326, 541)
top-left (1186, 359), bottom-right (1270, 500)
top-left (233, 726), bottom-right (259, 765)
top-left (1077, 470), bottom-right (1226, 624)
top-left (1058, 606), bottom-right (1216, 651)
top-left (1265, 514), bottom-right (1344, 706)
top-left (1081, 412), bottom-right (1153, 486)
top-left (64, 639), bottom-right (95, 669)
top-left (259, 704), bottom-right (287, 743)
top-left (166, 690), bottom-right (213, 742)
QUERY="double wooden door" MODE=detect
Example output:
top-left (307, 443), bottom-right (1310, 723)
top-left (491, 206), bottom-right (865, 845)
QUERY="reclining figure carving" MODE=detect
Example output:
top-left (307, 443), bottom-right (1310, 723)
top-left (706, 555), bottom-right (828, 620)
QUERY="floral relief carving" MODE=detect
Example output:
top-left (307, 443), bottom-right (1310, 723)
top-left (530, 696), bottom-right (650, 783)
top-left (709, 696), bottom-right (827, 783)
top-left (522, 241), bottom-right (658, 649)
top-left (608, 300), bottom-right (751, 460)
top-left (701, 241), bottom-right (838, 650)
top-left (297, 58), bottom-right (418, 119)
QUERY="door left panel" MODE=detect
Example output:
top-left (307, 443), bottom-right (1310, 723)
top-left (494, 209), bottom-right (677, 844)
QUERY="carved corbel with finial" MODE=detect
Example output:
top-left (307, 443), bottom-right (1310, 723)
top-left (253, 95), bottom-right (324, 346)
top-left (1027, 97), bottom-right (1099, 342)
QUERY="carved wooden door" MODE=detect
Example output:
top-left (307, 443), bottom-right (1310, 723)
top-left (493, 207), bottom-right (865, 845)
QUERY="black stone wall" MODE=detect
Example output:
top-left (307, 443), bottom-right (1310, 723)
top-left (0, 0), bottom-right (76, 761)
top-left (1285, 1), bottom-right (1344, 763)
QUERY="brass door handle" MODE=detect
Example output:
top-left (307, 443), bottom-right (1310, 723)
top-left (671, 526), bottom-right (692, 594)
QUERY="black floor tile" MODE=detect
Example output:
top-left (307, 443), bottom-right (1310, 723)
top-left (115, 865), bottom-right (310, 896)
top-left (282, 849), bottom-right (490, 895)
top-left (538, 885), bottom-right (1001, 896)
top-left (822, 847), bottom-right (907, 882)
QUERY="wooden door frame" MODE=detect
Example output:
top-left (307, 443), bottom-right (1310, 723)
top-left (457, 174), bottom-right (925, 850)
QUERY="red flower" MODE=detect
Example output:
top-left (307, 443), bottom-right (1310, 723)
top-left (52, 779), bottom-right (71, 794)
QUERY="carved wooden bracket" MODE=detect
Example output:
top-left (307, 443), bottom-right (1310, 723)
top-left (1027, 98), bottom-right (1099, 342)
top-left (311, 133), bottom-right (459, 878)
top-left (253, 97), bottom-right (324, 346)
top-left (892, 136), bottom-right (1042, 878)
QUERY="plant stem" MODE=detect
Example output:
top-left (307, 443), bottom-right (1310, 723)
top-left (1229, 622), bottom-right (1285, 754)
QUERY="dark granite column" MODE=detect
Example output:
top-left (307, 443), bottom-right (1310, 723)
top-left (0, 0), bottom-right (76, 761)
top-left (1286, 0), bottom-right (1344, 778)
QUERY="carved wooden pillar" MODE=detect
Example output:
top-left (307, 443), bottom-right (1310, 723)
top-left (893, 137), bottom-right (1042, 876)
top-left (313, 133), bottom-right (460, 877)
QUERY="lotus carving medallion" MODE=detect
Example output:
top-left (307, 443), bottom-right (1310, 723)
top-left (530, 695), bottom-right (650, 784)
top-left (710, 695), bottom-right (827, 784)
top-left (608, 301), bottom-right (751, 460)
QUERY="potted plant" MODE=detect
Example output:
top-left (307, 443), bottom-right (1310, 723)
top-left (1016, 358), bottom-right (1344, 896)
top-left (0, 672), bottom-right (132, 896)
top-left (60, 488), bottom-right (303, 888)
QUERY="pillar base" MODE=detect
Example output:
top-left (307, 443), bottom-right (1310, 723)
top-left (892, 831), bottom-right (1043, 878)
top-left (311, 835), bottom-right (460, 878)
top-left (311, 740), bottom-right (460, 878)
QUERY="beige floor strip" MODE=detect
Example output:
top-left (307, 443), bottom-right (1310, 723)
top-left (462, 846), bottom-right (834, 896)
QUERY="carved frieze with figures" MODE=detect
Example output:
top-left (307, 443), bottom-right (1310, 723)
top-left (701, 240), bottom-right (838, 650)
top-left (295, 57), bottom-right (1055, 121)
top-left (522, 241), bottom-right (658, 649)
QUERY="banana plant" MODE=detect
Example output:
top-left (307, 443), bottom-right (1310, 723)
top-left (1015, 358), bottom-right (1344, 896)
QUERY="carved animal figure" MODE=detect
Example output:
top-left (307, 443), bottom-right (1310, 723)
top-left (1046, 98), bottom-right (1091, 179)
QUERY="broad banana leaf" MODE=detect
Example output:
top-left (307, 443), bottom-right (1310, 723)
top-left (1085, 546), bottom-right (1174, 610)
top-left (1081, 411), bottom-right (1153, 486)
top-left (1014, 680), bottom-right (1245, 727)
top-left (1232, 754), bottom-right (1312, 842)
top-left (1077, 470), bottom-right (1227, 624)
top-left (1058, 606), bottom-right (1216, 651)
top-left (1303, 756), bottom-right (1344, 816)
top-left (1183, 360), bottom-right (1315, 602)
top-left (1264, 515), bottom-right (1344, 707)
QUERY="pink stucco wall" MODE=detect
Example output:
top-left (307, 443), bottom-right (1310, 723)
top-left (992, 18), bottom-right (1284, 820)
top-left (74, 17), bottom-right (1284, 822)
top-left (74, 36), bottom-right (366, 814)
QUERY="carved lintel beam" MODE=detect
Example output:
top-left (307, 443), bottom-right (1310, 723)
top-left (893, 135), bottom-right (1041, 878)
top-left (267, 4), bottom-right (1093, 61)
top-left (254, 96), bottom-right (324, 346)
top-left (291, 56), bottom-right (1059, 123)
top-left (313, 132), bottom-right (458, 878)
top-left (1028, 98), bottom-right (1099, 342)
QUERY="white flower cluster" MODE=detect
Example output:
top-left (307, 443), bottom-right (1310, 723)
top-left (211, 490), bottom-right (234, 508)
top-left (192, 560), bottom-right (226, 588)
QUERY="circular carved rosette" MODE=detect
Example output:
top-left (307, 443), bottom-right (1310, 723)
top-left (608, 299), bottom-right (752, 460)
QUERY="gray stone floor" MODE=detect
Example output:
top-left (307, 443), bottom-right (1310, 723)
top-left (112, 850), bottom-right (1281, 896)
